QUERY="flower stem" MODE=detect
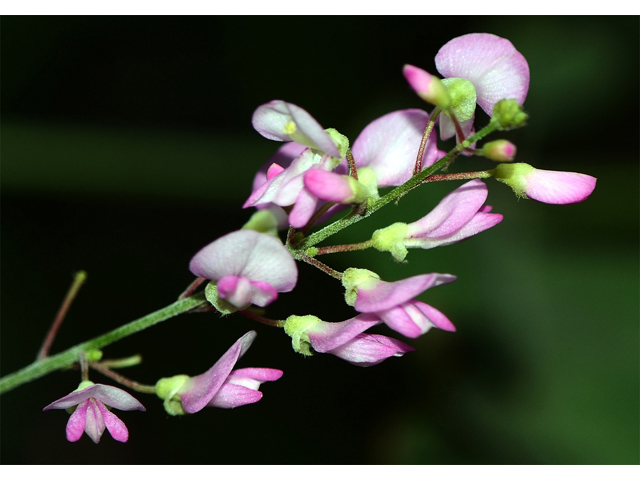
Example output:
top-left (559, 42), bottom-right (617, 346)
top-left (237, 309), bottom-right (285, 328)
top-left (89, 362), bottom-right (157, 394)
top-left (0, 293), bottom-right (207, 396)
top-left (37, 270), bottom-right (87, 361)
top-left (315, 240), bottom-right (373, 255)
top-left (413, 108), bottom-right (440, 175)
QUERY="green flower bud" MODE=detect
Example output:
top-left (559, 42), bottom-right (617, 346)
top-left (85, 350), bottom-right (103, 362)
top-left (242, 209), bottom-right (279, 237)
top-left (442, 78), bottom-right (477, 122)
top-left (325, 128), bottom-right (350, 159)
top-left (491, 99), bottom-right (528, 130)
top-left (482, 139), bottom-right (517, 162)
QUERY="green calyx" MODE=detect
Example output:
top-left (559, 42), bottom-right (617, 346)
top-left (341, 268), bottom-right (380, 307)
top-left (156, 374), bottom-right (190, 416)
top-left (371, 223), bottom-right (409, 262)
top-left (442, 78), bottom-right (477, 122)
top-left (284, 315), bottom-right (322, 356)
top-left (325, 128), bottom-right (350, 160)
top-left (204, 282), bottom-right (238, 315)
top-left (491, 99), bottom-right (528, 130)
top-left (242, 210), bottom-right (279, 237)
top-left (492, 163), bottom-right (535, 198)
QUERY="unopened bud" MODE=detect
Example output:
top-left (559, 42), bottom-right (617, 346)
top-left (491, 99), bottom-right (528, 130)
top-left (482, 140), bottom-right (517, 162)
top-left (403, 64), bottom-right (451, 109)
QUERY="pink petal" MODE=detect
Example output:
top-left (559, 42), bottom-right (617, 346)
top-left (375, 303), bottom-right (430, 338)
top-left (304, 169), bottom-right (354, 203)
top-left (96, 401), bottom-right (129, 443)
top-left (65, 400), bottom-right (89, 442)
top-left (83, 399), bottom-right (106, 444)
top-left (525, 169), bottom-right (597, 204)
top-left (287, 186), bottom-right (320, 228)
top-left (407, 179), bottom-right (489, 238)
top-left (351, 109), bottom-right (439, 186)
top-left (252, 100), bottom-right (340, 157)
top-left (435, 33), bottom-right (530, 116)
top-left (354, 273), bottom-right (457, 313)
top-left (305, 314), bottom-right (382, 353)
top-left (189, 230), bottom-right (297, 293)
top-left (207, 384), bottom-right (264, 409)
top-left (217, 276), bottom-right (278, 308)
top-left (327, 333), bottom-right (415, 367)
top-left (412, 300), bottom-right (456, 332)
top-left (227, 367), bottom-right (284, 387)
top-left (179, 331), bottom-right (256, 414)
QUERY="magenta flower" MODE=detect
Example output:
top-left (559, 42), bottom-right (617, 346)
top-left (342, 268), bottom-right (457, 338)
top-left (284, 314), bottom-right (415, 367)
top-left (493, 163), bottom-right (597, 204)
top-left (189, 230), bottom-right (297, 309)
top-left (405, 33), bottom-right (529, 141)
top-left (43, 381), bottom-right (145, 443)
top-left (156, 331), bottom-right (283, 415)
top-left (372, 179), bottom-right (503, 261)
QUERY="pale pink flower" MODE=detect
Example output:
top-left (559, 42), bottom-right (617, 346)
top-left (189, 230), bottom-right (297, 309)
top-left (493, 163), bottom-right (597, 204)
top-left (43, 382), bottom-right (145, 443)
top-left (284, 314), bottom-right (414, 367)
top-left (157, 331), bottom-right (283, 414)
top-left (405, 34), bottom-right (530, 141)
top-left (342, 269), bottom-right (457, 338)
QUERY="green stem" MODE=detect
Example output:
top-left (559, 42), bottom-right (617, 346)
top-left (298, 122), bottom-right (499, 250)
top-left (0, 293), bottom-right (207, 395)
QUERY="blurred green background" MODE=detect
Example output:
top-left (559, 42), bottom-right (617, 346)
top-left (1, 16), bottom-right (638, 464)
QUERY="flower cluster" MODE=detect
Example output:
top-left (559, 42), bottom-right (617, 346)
top-left (40, 32), bottom-right (597, 445)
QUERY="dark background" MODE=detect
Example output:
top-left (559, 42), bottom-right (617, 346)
top-left (1, 16), bottom-right (638, 464)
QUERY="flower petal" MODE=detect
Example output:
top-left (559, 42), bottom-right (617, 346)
top-left (524, 169), bottom-right (597, 204)
top-left (407, 179), bottom-right (489, 239)
top-left (327, 333), bottom-right (415, 367)
top-left (84, 399), bottom-right (106, 444)
top-left (65, 399), bottom-right (89, 442)
top-left (351, 109), bottom-right (440, 186)
top-left (252, 100), bottom-right (340, 157)
top-left (306, 314), bottom-right (382, 353)
top-left (179, 331), bottom-right (256, 414)
top-left (43, 383), bottom-right (145, 411)
top-left (354, 273), bottom-right (457, 313)
top-left (96, 401), bottom-right (129, 443)
top-left (435, 33), bottom-right (530, 116)
top-left (207, 384), bottom-right (264, 409)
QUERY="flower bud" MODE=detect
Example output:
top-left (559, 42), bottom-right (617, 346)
top-left (482, 139), bottom-right (517, 162)
top-left (403, 64), bottom-right (451, 109)
top-left (491, 99), bottom-right (528, 130)
top-left (493, 163), bottom-right (597, 204)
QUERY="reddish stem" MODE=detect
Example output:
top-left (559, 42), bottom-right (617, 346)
top-left (315, 240), bottom-right (373, 255)
top-left (236, 309), bottom-right (285, 328)
top-left (37, 271), bottom-right (87, 361)
top-left (89, 362), bottom-right (156, 394)
top-left (179, 277), bottom-right (206, 299)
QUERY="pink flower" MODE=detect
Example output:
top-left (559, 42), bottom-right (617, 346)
top-left (156, 331), bottom-right (283, 415)
top-left (342, 268), bottom-right (457, 338)
top-left (189, 230), bottom-right (297, 309)
top-left (493, 163), bottom-right (597, 204)
top-left (372, 179), bottom-right (503, 261)
top-left (284, 314), bottom-right (415, 367)
top-left (43, 382), bottom-right (145, 443)
top-left (405, 34), bottom-right (530, 141)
